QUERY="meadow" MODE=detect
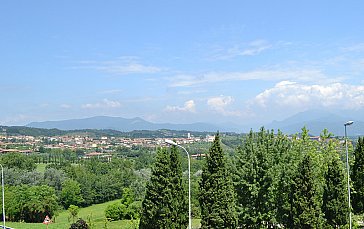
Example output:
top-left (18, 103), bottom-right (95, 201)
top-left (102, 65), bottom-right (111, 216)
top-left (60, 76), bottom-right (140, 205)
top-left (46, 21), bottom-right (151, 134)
top-left (5, 199), bottom-right (201, 229)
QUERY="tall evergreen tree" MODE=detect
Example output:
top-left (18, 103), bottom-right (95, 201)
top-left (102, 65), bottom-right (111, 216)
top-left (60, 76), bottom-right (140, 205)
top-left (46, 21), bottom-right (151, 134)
top-left (290, 154), bottom-right (322, 228)
top-left (139, 146), bottom-right (188, 229)
top-left (169, 145), bottom-right (188, 228)
top-left (352, 137), bottom-right (364, 214)
top-left (322, 155), bottom-right (348, 227)
top-left (199, 133), bottom-right (237, 229)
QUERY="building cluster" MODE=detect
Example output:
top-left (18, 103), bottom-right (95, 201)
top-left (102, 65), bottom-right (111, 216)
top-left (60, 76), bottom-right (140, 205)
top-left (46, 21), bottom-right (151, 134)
top-left (0, 133), bottom-right (216, 154)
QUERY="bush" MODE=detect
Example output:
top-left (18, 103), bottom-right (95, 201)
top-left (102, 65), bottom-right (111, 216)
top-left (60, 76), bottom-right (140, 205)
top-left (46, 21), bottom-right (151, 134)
top-left (105, 203), bottom-right (125, 221)
top-left (70, 218), bottom-right (89, 229)
top-left (104, 201), bottom-right (142, 221)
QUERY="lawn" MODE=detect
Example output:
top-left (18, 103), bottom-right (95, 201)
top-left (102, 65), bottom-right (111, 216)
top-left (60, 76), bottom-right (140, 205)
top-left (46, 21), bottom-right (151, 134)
top-left (5, 199), bottom-right (201, 229)
top-left (36, 163), bottom-right (48, 173)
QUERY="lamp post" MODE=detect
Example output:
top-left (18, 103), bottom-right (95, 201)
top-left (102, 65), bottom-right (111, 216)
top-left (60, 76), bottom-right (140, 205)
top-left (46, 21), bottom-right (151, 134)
top-left (0, 164), bottom-right (5, 229)
top-left (165, 139), bottom-right (191, 229)
top-left (344, 120), bottom-right (354, 229)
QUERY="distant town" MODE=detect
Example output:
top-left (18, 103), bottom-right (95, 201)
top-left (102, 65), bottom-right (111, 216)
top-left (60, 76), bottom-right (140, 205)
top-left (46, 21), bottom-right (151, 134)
top-left (0, 130), bottom-right (216, 155)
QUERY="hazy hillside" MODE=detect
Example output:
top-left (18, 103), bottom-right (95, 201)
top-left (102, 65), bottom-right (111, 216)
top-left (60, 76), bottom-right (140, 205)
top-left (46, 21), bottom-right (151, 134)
top-left (27, 116), bottom-right (226, 132)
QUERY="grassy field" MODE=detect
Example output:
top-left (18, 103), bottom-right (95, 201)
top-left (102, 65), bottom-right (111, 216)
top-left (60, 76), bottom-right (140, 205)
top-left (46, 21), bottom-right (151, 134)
top-left (6, 199), bottom-right (201, 229)
top-left (36, 163), bottom-right (48, 173)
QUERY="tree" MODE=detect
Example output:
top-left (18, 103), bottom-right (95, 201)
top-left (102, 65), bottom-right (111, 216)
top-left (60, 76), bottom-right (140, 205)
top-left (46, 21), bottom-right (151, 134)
top-left (168, 145), bottom-right (188, 228)
top-left (234, 128), bottom-right (277, 228)
top-left (352, 137), bottom-right (364, 214)
top-left (199, 133), bottom-right (237, 228)
top-left (139, 146), bottom-right (188, 229)
top-left (68, 205), bottom-right (80, 223)
top-left (290, 154), bottom-right (322, 228)
top-left (61, 179), bottom-right (84, 209)
top-left (105, 188), bottom-right (141, 220)
top-left (4, 185), bottom-right (59, 222)
top-left (0, 153), bottom-right (36, 171)
top-left (322, 155), bottom-right (348, 227)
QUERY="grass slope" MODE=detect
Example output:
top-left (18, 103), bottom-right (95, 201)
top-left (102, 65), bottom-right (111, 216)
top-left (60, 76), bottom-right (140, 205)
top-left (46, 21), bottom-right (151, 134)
top-left (6, 199), bottom-right (201, 229)
top-left (6, 199), bottom-right (138, 229)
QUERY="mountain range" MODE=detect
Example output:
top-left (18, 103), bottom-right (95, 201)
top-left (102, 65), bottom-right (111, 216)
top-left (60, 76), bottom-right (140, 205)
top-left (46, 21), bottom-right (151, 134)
top-left (27, 109), bottom-right (364, 136)
top-left (27, 116), bottom-right (225, 132)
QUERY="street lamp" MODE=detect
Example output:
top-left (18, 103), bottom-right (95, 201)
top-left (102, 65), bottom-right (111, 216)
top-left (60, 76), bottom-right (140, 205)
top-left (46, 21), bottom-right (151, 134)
top-left (165, 139), bottom-right (191, 229)
top-left (0, 164), bottom-right (5, 229)
top-left (344, 121), bottom-right (354, 229)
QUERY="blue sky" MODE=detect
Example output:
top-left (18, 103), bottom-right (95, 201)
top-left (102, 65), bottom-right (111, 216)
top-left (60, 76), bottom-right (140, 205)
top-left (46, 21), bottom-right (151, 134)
top-left (1, 1), bottom-right (364, 126)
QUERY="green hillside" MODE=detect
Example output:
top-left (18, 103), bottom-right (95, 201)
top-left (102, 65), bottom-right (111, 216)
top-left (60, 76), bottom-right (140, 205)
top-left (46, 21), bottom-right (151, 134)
top-left (6, 199), bottom-right (201, 229)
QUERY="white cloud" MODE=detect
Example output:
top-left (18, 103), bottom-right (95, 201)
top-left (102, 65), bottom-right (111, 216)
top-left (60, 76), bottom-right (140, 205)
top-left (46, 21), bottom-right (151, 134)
top-left (82, 99), bottom-right (121, 109)
top-left (207, 96), bottom-right (241, 116)
top-left (76, 57), bottom-right (161, 75)
top-left (165, 100), bottom-right (196, 113)
top-left (98, 89), bottom-right (123, 95)
top-left (207, 96), bottom-right (233, 110)
top-left (210, 39), bottom-right (272, 60)
top-left (252, 81), bottom-right (364, 110)
top-left (169, 69), bottom-right (329, 87)
top-left (342, 43), bottom-right (364, 52)
top-left (60, 104), bottom-right (71, 109)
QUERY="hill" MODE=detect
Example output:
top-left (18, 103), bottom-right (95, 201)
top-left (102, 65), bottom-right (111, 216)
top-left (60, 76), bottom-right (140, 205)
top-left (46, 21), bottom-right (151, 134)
top-left (27, 116), bottom-right (225, 132)
top-left (266, 109), bottom-right (364, 136)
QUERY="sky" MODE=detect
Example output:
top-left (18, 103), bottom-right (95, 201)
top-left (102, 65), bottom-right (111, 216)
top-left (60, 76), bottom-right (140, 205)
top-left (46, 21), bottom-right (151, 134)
top-left (1, 0), bottom-right (364, 126)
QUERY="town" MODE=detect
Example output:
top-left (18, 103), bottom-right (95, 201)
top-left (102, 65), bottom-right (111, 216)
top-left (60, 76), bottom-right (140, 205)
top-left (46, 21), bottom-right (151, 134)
top-left (0, 131), bottom-right (216, 156)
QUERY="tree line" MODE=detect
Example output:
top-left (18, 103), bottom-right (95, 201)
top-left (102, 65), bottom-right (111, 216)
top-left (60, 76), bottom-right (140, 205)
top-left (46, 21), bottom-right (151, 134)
top-left (1, 127), bottom-right (363, 228)
top-left (140, 128), bottom-right (364, 228)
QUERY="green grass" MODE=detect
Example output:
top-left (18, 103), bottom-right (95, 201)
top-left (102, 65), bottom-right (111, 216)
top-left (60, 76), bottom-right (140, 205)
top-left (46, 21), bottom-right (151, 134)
top-left (36, 163), bottom-right (47, 173)
top-left (6, 199), bottom-right (201, 229)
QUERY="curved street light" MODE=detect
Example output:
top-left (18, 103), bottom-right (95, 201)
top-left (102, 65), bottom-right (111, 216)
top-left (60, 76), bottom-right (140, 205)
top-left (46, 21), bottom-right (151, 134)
top-left (0, 164), bottom-right (5, 229)
top-left (344, 121), bottom-right (354, 229)
top-left (165, 139), bottom-right (191, 229)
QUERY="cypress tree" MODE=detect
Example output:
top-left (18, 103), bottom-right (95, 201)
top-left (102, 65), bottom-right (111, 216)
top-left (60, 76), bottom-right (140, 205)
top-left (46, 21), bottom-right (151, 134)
top-left (290, 154), bottom-right (322, 228)
top-left (139, 146), bottom-right (188, 229)
top-left (199, 133), bottom-right (237, 228)
top-left (352, 137), bottom-right (364, 214)
top-left (322, 155), bottom-right (348, 227)
top-left (169, 145), bottom-right (188, 228)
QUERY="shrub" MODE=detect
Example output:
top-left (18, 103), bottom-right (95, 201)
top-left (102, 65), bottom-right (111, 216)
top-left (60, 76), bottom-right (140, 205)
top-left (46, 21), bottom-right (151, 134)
top-left (70, 218), bottom-right (89, 229)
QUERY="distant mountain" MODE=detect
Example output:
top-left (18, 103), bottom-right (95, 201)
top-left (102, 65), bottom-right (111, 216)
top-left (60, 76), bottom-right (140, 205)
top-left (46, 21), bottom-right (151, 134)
top-left (266, 109), bottom-right (364, 136)
top-left (27, 116), bottom-right (226, 132)
top-left (25, 110), bottom-right (364, 136)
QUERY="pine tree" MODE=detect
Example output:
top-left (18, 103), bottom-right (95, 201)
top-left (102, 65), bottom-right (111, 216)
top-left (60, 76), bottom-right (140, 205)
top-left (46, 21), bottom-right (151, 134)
top-left (139, 146), bottom-right (188, 229)
top-left (199, 133), bottom-right (237, 229)
top-left (352, 137), bottom-right (364, 214)
top-left (290, 154), bottom-right (322, 228)
top-left (322, 155), bottom-right (348, 227)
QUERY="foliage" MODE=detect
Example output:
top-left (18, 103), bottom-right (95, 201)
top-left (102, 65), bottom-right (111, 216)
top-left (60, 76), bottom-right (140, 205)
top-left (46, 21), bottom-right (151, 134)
top-left (322, 155), bottom-right (348, 227)
top-left (4, 167), bottom-right (43, 186)
top-left (139, 146), bottom-right (188, 229)
top-left (199, 133), bottom-right (238, 228)
top-left (0, 153), bottom-right (36, 171)
top-left (61, 179), bottom-right (84, 208)
top-left (234, 128), bottom-right (280, 228)
top-left (70, 218), bottom-right (90, 229)
top-left (290, 154), bottom-right (322, 228)
top-left (68, 205), bottom-right (80, 223)
top-left (44, 167), bottom-right (67, 191)
top-left (105, 188), bottom-right (141, 221)
top-left (4, 185), bottom-right (59, 223)
top-left (352, 137), bottom-right (364, 214)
